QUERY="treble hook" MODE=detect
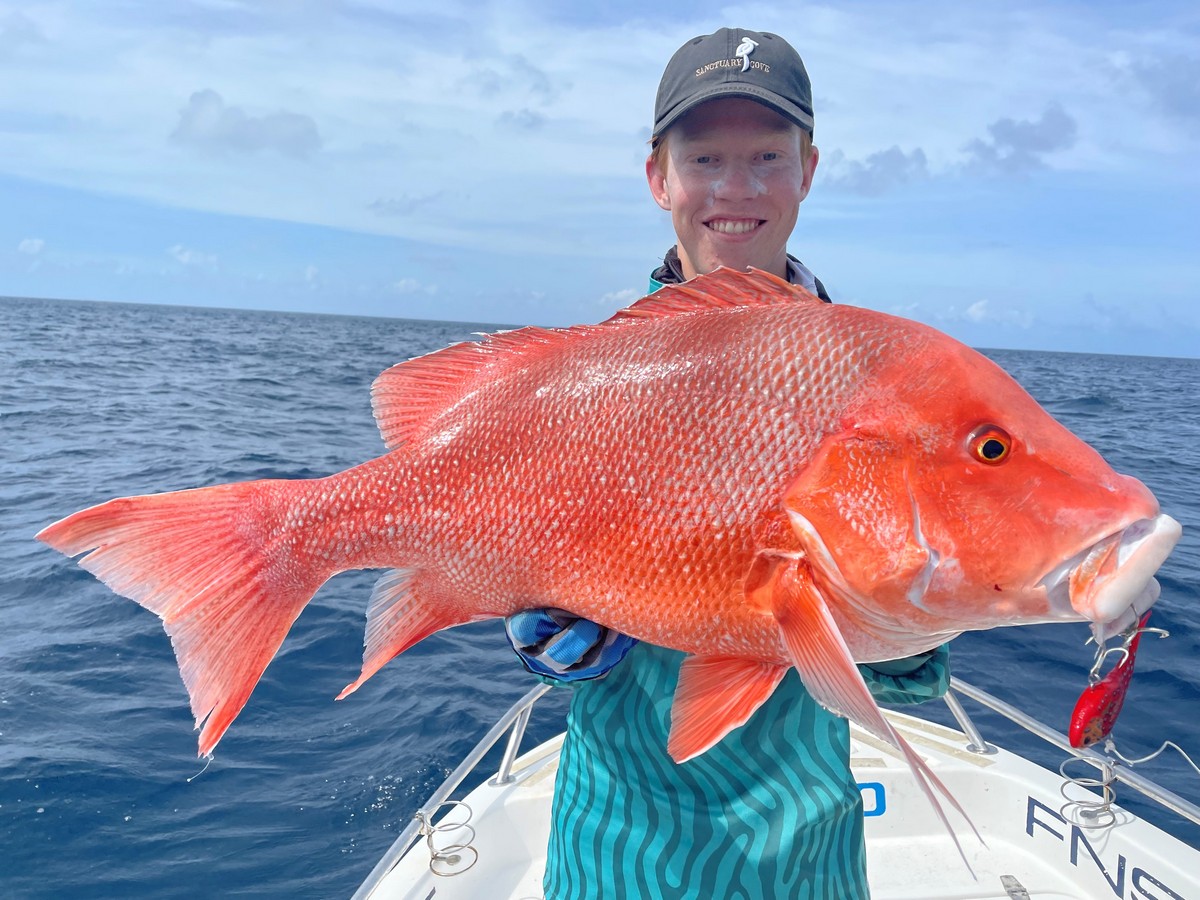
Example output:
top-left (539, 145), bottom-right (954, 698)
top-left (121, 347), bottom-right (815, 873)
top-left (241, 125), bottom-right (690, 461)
top-left (1086, 616), bottom-right (1169, 685)
top-left (1087, 645), bottom-right (1129, 686)
top-left (1070, 612), bottom-right (1169, 749)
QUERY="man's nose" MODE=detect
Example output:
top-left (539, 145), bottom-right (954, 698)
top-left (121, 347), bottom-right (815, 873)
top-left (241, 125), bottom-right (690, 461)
top-left (712, 162), bottom-right (762, 201)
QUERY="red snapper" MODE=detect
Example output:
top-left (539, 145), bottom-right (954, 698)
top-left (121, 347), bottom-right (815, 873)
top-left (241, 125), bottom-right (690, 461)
top-left (37, 268), bottom-right (1181, 855)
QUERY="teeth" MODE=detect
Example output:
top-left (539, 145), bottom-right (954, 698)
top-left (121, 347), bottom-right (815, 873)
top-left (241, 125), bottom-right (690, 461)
top-left (707, 219), bottom-right (760, 234)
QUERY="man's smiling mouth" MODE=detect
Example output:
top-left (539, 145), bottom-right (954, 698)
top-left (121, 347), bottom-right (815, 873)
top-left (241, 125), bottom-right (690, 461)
top-left (706, 218), bottom-right (764, 235)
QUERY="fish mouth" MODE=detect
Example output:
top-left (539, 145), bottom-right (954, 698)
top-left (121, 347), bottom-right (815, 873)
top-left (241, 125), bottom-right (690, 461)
top-left (1038, 514), bottom-right (1182, 642)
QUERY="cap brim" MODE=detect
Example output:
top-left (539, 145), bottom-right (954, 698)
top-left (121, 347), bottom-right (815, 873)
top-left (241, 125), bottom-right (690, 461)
top-left (654, 83), bottom-right (814, 138)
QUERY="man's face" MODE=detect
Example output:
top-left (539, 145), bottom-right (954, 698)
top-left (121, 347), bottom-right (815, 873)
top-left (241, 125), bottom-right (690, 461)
top-left (647, 98), bottom-right (818, 280)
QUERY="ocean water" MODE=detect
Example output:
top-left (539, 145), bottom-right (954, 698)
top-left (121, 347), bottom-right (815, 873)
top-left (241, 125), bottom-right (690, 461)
top-left (1, 295), bottom-right (1197, 897)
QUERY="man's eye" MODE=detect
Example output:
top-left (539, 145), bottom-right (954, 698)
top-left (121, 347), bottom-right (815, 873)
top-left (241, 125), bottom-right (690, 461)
top-left (695, 155), bottom-right (715, 164)
top-left (761, 152), bottom-right (778, 161)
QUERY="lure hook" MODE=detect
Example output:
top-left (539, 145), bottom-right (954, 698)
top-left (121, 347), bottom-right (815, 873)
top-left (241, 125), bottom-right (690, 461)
top-left (1070, 612), bottom-right (1168, 749)
top-left (1085, 616), bottom-right (1169, 686)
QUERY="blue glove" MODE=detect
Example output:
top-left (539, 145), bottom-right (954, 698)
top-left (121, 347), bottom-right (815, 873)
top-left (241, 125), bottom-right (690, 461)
top-left (506, 608), bottom-right (638, 682)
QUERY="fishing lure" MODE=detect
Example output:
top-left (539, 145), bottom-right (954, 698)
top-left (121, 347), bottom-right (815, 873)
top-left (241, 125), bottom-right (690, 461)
top-left (1069, 612), bottom-right (1167, 749)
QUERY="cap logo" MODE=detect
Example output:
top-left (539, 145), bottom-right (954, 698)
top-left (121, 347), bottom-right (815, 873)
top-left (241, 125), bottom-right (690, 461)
top-left (693, 35), bottom-right (771, 78)
top-left (735, 36), bottom-right (759, 72)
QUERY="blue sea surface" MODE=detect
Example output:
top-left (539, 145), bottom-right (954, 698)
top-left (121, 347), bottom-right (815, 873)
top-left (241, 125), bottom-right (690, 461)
top-left (1, 296), bottom-right (1198, 897)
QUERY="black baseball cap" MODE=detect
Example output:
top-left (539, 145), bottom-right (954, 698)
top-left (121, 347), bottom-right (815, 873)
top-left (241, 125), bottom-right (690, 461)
top-left (652, 28), bottom-right (814, 142)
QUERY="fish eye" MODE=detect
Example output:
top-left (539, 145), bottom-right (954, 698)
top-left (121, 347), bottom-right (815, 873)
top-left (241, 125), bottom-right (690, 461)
top-left (968, 425), bottom-right (1012, 465)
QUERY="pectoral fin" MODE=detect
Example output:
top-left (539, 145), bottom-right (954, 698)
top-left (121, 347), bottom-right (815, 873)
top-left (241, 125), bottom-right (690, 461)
top-left (667, 656), bottom-right (788, 763)
top-left (751, 550), bottom-right (981, 869)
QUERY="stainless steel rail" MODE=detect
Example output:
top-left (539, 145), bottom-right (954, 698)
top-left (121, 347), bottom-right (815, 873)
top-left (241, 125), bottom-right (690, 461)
top-left (946, 677), bottom-right (1200, 828)
top-left (350, 683), bottom-right (551, 900)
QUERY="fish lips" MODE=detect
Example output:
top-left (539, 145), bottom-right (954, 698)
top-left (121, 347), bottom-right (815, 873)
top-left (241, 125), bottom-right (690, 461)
top-left (1038, 513), bottom-right (1182, 642)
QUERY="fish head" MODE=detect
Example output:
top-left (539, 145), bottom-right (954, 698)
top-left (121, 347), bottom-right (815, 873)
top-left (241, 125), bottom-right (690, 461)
top-left (782, 322), bottom-right (1181, 648)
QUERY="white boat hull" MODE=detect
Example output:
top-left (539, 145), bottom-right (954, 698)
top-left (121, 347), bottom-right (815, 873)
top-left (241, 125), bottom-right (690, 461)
top-left (361, 703), bottom-right (1199, 899)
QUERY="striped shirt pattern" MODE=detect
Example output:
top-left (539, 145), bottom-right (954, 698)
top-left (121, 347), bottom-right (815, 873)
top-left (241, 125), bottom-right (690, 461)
top-left (543, 642), bottom-right (950, 899)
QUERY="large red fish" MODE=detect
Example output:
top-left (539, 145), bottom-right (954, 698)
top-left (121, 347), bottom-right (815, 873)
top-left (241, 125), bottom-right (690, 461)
top-left (37, 268), bottom-right (1180, 847)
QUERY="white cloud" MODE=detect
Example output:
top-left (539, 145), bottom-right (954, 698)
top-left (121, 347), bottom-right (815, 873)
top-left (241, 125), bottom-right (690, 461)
top-left (1, 3), bottom-right (1192, 235)
top-left (368, 192), bottom-right (447, 217)
top-left (17, 238), bottom-right (44, 255)
top-left (822, 146), bottom-right (930, 195)
top-left (393, 278), bottom-right (438, 295)
top-left (497, 108), bottom-right (547, 131)
top-left (170, 89), bottom-right (321, 159)
top-left (962, 103), bottom-right (1079, 175)
top-left (0, 11), bottom-right (44, 60)
top-left (1126, 52), bottom-right (1200, 133)
top-left (0, 2), bottom-right (1196, 355)
top-left (822, 103), bottom-right (1079, 194)
top-left (600, 287), bottom-right (640, 308)
top-left (965, 301), bottom-right (990, 323)
top-left (945, 298), bottom-right (1034, 329)
top-left (461, 53), bottom-right (560, 106)
top-left (168, 244), bottom-right (217, 267)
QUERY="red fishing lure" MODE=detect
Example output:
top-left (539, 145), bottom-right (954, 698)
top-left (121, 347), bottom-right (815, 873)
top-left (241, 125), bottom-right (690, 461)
top-left (1069, 612), bottom-right (1156, 749)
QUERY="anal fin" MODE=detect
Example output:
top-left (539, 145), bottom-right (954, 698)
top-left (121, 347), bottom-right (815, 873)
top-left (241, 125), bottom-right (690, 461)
top-left (667, 656), bottom-right (788, 763)
top-left (337, 569), bottom-right (457, 699)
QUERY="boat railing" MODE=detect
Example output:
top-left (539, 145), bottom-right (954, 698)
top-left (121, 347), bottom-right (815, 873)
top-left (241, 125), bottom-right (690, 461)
top-left (351, 677), bottom-right (1199, 899)
top-left (946, 676), bottom-right (1200, 828)
top-left (351, 683), bottom-right (552, 900)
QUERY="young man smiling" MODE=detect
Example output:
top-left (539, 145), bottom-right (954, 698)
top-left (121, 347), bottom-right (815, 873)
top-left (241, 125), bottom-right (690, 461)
top-left (644, 28), bottom-right (828, 299)
top-left (507, 28), bottom-right (949, 899)
top-left (646, 99), bottom-right (817, 286)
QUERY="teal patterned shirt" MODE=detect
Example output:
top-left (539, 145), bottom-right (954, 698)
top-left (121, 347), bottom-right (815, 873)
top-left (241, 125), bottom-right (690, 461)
top-left (544, 642), bottom-right (950, 899)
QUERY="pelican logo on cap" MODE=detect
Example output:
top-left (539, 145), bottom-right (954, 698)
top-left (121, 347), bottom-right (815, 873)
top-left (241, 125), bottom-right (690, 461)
top-left (735, 36), bottom-right (758, 72)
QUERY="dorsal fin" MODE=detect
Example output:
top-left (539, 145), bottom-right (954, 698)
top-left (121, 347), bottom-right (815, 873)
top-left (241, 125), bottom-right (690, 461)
top-left (371, 324), bottom-right (587, 450)
top-left (608, 266), bottom-right (819, 322)
top-left (372, 267), bottom-right (814, 450)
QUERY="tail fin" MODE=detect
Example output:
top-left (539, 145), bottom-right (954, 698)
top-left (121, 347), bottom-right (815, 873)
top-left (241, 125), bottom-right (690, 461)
top-left (36, 481), bottom-right (331, 757)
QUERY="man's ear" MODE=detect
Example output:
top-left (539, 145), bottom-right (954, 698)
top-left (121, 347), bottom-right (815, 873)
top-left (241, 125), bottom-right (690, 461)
top-left (646, 155), bottom-right (671, 211)
top-left (797, 144), bottom-right (819, 203)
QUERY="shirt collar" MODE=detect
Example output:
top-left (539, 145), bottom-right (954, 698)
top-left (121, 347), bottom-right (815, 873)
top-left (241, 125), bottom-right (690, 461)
top-left (651, 246), bottom-right (816, 291)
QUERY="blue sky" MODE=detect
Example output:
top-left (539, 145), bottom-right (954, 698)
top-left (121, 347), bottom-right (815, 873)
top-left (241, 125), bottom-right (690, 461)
top-left (1, 0), bottom-right (1198, 356)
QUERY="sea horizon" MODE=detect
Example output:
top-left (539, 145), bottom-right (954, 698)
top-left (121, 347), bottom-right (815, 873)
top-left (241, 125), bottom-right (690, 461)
top-left (4, 292), bottom-right (1197, 363)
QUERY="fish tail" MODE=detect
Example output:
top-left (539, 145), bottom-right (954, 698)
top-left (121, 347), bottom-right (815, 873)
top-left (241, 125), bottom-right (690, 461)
top-left (36, 479), bottom-right (334, 757)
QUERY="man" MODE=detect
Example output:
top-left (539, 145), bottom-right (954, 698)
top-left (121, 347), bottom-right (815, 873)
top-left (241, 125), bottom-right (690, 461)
top-left (507, 28), bottom-right (949, 899)
top-left (644, 29), bottom-right (824, 297)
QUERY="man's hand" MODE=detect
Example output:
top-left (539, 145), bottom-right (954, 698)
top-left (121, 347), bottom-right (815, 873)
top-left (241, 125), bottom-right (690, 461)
top-left (506, 609), bottom-right (638, 681)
